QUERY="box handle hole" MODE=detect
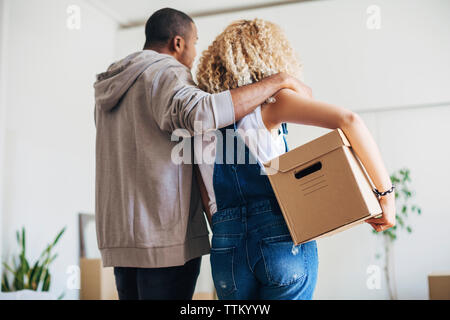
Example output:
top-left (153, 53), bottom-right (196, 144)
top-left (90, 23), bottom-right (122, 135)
top-left (294, 161), bottom-right (322, 179)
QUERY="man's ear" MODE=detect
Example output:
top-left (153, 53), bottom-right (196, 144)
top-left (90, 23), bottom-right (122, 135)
top-left (172, 35), bottom-right (184, 54)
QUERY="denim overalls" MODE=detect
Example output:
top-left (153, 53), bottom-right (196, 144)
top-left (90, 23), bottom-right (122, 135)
top-left (210, 121), bottom-right (319, 300)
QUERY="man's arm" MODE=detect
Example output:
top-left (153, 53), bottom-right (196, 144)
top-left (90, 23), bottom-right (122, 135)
top-left (230, 72), bottom-right (312, 121)
top-left (151, 63), bottom-right (309, 135)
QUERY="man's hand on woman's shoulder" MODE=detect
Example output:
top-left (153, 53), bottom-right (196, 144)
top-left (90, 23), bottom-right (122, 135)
top-left (277, 72), bottom-right (313, 99)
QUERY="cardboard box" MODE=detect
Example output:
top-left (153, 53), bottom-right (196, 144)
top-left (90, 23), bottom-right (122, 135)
top-left (263, 128), bottom-right (382, 245)
top-left (428, 272), bottom-right (450, 300)
top-left (193, 292), bottom-right (217, 300)
top-left (80, 258), bottom-right (118, 300)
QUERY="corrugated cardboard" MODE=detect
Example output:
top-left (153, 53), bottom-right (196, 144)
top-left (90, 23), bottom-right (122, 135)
top-left (428, 272), bottom-right (450, 300)
top-left (263, 128), bottom-right (382, 245)
top-left (80, 258), bottom-right (118, 300)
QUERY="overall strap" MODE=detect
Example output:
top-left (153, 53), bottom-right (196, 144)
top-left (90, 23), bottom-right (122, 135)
top-left (281, 122), bottom-right (288, 135)
top-left (213, 121), bottom-right (276, 212)
top-left (280, 122), bottom-right (289, 152)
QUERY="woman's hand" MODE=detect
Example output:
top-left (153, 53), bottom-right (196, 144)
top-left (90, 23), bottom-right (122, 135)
top-left (365, 193), bottom-right (396, 232)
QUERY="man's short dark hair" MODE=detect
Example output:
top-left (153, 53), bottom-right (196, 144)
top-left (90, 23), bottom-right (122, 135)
top-left (144, 8), bottom-right (194, 49)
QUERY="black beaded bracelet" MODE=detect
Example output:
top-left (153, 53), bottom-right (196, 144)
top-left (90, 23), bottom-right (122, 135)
top-left (373, 185), bottom-right (396, 198)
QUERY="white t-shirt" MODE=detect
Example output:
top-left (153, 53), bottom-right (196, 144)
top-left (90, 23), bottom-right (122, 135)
top-left (194, 106), bottom-right (287, 215)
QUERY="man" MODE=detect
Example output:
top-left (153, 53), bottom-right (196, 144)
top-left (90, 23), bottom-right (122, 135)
top-left (94, 8), bottom-right (309, 300)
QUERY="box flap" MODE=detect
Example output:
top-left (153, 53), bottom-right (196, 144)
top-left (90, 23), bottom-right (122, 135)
top-left (263, 128), bottom-right (351, 173)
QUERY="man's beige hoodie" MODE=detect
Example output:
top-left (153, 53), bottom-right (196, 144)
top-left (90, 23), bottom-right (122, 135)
top-left (94, 50), bottom-right (235, 268)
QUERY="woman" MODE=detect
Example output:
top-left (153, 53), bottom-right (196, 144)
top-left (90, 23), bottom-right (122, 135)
top-left (194, 19), bottom-right (396, 300)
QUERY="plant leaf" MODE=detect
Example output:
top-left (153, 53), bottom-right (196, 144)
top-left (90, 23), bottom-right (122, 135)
top-left (13, 268), bottom-right (24, 291)
top-left (49, 253), bottom-right (58, 264)
top-left (2, 272), bottom-right (11, 292)
top-left (33, 266), bottom-right (44, 290)
top-left (52, 227), bottom-right (66, 247)
top-left (22, 227), bottom-right (26, 254)
top-left (28, 260), bottom-right (41, 290)
top-left (42, 269), bottom-right (51, 292)
top-left (396, 216), bottom-right (404, 227)
top-left (38, 243), bottom-right (53, 261)
top-left (2, 262), bottom-right (15, 275)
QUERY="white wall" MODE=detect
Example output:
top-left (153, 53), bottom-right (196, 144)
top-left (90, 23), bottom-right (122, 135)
top-left (0, 0), bottom-right (7, 284)
top-left (0, 0), bottom-right (117, 299)
top-left (115, 0), bottom-right (450, 112)
top-left (114, 0), bottom-right (450, 299)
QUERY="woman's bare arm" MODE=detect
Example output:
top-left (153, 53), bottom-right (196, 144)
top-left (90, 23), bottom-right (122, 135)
top-left (230, 72), bottom-right (313, 121)
top-left (261, 89), bottom-right (396, 232)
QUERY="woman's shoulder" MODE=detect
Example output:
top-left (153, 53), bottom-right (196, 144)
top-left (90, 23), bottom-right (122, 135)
top-left (260, 89), bottom-right (299, 131)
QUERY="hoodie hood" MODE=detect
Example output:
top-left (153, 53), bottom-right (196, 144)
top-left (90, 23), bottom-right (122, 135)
top-left (94, 50), bottom-right (175, 111)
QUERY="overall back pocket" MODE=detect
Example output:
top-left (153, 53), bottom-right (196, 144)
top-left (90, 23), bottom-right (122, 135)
top-left (260, 234), bottom-right (307, 287)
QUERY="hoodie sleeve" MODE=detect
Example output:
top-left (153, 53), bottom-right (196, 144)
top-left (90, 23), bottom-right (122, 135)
top-left (150, 64), bottom-right (235, 136)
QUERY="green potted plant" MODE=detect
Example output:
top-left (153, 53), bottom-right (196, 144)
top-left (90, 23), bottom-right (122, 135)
top-left (372, 168), bottom-right (422, 300)
top-left (1, 226), bottom-right (66, 300)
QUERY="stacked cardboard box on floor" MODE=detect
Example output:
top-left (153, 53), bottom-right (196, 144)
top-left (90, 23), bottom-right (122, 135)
top-left (263, 128), bottom-right (383, 245)
top-left (80, 258), bottom-right (118, 300)
top-left (428, 272), bottom-right (450, 300)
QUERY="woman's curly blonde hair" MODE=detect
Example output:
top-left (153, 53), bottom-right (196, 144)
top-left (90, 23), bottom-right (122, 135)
top-left (196, 18), bottom-right (302, 94)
